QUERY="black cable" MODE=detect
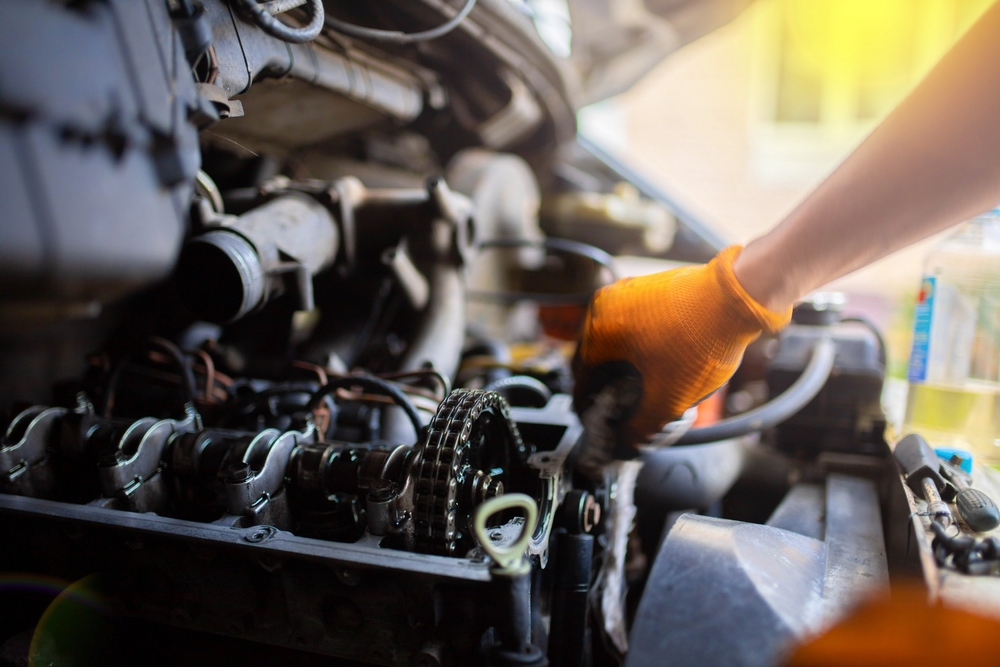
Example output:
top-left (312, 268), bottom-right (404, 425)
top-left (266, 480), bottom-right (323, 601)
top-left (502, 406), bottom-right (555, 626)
top-left (308, 375), bottom-right (423, 436)
top-left (479, 238), bottom-right (619, 278)
top-left (324, 0), bottom-right (477, 43)
top-left (233, 0), bottom-right (325, 44)
top-left (840, 316), bottom-right (887, 368)
top-left (674, 338), bottom-right (837, 446)
top-left (103, 337), bottom-right (197, 417)
top-left (467, 237), bottom-right (619, 305)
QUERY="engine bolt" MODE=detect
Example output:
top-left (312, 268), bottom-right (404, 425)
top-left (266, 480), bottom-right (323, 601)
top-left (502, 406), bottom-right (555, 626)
top-left (368, 477), bottom-right (395, 502)
top-left (582, 493), bottom-right (601, 533)
top-left (485, 478), bottom-right (504, 499)
top-left (226, 461), bottom-right (251, 483)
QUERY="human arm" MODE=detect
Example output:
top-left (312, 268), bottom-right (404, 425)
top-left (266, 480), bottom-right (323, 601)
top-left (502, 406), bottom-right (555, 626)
top-left (575, 1), bottom-right (1000, 446)
top-left (735, 0), bottom-right (1000, 311)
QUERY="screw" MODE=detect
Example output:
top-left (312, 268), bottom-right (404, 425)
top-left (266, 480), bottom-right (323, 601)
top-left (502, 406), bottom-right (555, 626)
top-left (368, 478), bottom-right (395, 502)
top-left (226, 461), bottom-right (251, 483)
top-left (582, 493), bottom-right (601, 533)
top-left (486, 478), bottom-right (504, 499)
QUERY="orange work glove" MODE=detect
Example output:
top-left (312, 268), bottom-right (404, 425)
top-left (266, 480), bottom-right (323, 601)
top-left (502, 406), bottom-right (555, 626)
top-left (573, 245), bottom-right (791, 448)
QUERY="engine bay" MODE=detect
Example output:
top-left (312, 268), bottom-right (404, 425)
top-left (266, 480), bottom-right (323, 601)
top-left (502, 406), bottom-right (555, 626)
top-left (0, 2), bottom-right (909, 666)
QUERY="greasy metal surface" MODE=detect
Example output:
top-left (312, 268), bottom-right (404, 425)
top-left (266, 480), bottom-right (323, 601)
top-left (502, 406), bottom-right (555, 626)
top-left (399, 0), bottom-right (574, 146)
top-left (0, 493), bottom-right (493, 665)
top-left (0, 406), bottom-right (67, 497)
top-left (0, 492), bottom-right (491, 581)
top-left (203, 0), bottom-right (425, 117)
top-left (222, 426), bottom-right (314, 519)
top-left (219, 194), bottom-right (339, 276)
top-left (97, 411), bottom-right (197, 514)
top-left (513, 394), bottom-right (584, 565)
top-left (0, 394), bottom-right (589, 663)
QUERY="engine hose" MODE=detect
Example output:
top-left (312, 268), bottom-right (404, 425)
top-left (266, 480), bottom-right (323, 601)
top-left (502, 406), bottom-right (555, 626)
top-left (324, 0), bottom-right (477, 43)
top-left (483, 375), bottom-right (551, 407)
top-left (674, 337), bottom-right (837, 446)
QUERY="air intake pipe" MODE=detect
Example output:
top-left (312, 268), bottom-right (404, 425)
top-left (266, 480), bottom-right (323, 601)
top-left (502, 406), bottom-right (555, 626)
top-left (176, 194), bottom-right (338, 323)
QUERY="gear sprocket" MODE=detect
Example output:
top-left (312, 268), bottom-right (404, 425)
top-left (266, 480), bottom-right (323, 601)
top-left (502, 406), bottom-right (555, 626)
top-left (412, 389), bottom-right (525, 555)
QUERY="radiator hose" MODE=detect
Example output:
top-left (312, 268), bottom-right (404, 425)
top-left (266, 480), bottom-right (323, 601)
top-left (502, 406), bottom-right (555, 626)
top-left (674, 337), bottom-right (836, 446)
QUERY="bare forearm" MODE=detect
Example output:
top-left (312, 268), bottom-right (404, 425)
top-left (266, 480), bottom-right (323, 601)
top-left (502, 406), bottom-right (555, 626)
top-left (735, 1), bottom-right (1000, 311)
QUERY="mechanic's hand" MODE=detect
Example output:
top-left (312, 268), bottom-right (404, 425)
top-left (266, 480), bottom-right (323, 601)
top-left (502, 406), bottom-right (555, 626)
top-left (573, 245), bottom-right (791, 449)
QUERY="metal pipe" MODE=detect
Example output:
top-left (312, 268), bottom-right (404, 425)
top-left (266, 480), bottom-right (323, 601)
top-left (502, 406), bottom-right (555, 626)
top-left (382, 265), bottom-right (466, 444)
top-left (176, 194), bottom-right (338, 324)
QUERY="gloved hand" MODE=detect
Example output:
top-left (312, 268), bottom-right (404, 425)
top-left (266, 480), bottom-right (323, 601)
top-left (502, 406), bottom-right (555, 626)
top-left (573, 245), bottom-right (791, 449)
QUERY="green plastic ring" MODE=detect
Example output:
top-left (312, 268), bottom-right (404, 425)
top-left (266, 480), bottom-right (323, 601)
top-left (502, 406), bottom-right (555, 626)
top-left (472, 493), bottom-right (538, 576)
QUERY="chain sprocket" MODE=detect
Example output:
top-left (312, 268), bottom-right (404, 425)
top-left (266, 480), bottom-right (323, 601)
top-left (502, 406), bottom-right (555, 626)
top-left (412, 389), bottom-right (525, 556)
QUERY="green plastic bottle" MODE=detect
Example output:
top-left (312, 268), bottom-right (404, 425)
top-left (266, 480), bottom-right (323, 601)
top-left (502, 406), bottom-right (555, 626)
top-left (904, 209), bottom-right (1000, 464)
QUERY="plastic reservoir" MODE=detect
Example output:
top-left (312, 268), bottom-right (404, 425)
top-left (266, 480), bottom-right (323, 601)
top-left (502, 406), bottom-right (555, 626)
top-left (904, 210), bottom-right (1000, 463)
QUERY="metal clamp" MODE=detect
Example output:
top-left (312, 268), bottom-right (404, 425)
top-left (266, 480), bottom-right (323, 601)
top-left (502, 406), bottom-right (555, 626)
top-left (473, 494), bottom-right (538, 577)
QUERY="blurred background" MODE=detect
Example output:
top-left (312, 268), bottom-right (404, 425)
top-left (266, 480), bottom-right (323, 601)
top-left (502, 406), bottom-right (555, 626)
top-left (576, 0), bottom-right (994, 396)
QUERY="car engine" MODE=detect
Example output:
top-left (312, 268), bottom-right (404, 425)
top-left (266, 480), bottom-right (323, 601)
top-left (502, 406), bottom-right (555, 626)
top-left (0, 2), bottom-right (906, 666)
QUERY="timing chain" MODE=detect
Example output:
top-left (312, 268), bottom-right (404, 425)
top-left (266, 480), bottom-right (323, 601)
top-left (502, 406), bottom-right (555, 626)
top-left (412, 389), bottom-right (524, 556)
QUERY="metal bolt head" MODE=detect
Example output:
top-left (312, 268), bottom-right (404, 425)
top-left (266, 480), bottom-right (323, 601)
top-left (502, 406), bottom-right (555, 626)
top-left (226, 461), bottom-right (251, 483)
top-left (582, 493), bottom-right (601, 533)
top-left (368, 477), bottom-right (395, 502)
top-left (486, 478), bottom-right (504, 499)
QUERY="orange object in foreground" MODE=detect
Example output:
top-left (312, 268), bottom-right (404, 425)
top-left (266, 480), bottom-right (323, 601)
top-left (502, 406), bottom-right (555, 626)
top-left (786, 584), bottom-right (1000, 667)
top-left (574, 245), bottom-right (791, 446)
top-left (539, 303), bottom-right (588, 341)
top-left (693, 386), bottom-right (726, 426)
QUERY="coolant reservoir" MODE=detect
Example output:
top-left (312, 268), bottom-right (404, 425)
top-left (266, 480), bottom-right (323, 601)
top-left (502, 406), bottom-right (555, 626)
top-left (904, 209), bottom-right (1000, 463)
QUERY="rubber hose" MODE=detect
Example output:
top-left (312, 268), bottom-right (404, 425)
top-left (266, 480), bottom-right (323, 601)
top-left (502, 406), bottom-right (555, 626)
top-left (233, 0), bottom-right (325, 43)
top-left (103, 337), bottom-right (197, 417)
top-left (675, 337), bottom-right (836, 445)
top-left (484, 375), bottom-right (552, 407)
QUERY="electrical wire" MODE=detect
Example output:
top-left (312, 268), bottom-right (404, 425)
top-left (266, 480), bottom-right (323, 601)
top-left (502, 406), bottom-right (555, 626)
top-left (466, 237), bottom-right (619, 305)
top-left (480, 238), bottom-right (618, 278)
top-left (323, 0), bottom-right (477, 43)
top-left (378, 369), bottom-right (452, 398)
top-left (292, 360), bottom-right (329, 385)
top-left (233, 0), bottom-right (325, 43)
top-left (308, 375), bottom-right (424, 435)
top-left (103, 337), bottom-right (197, 417)
top-left (189, 348), bottom-right (216, 403)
